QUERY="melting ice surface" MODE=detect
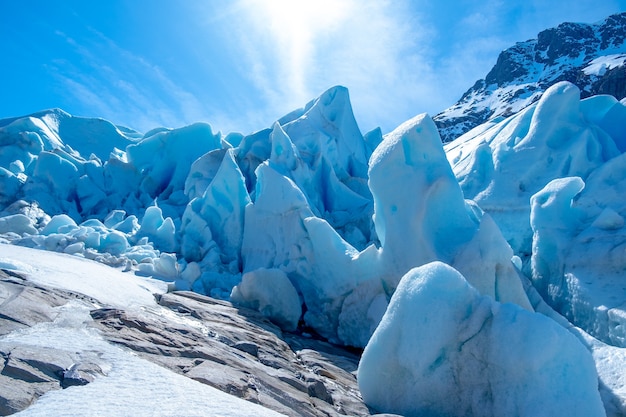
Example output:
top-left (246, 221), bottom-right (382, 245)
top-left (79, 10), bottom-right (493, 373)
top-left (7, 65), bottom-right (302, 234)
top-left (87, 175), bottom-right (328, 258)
top-left (1, 82), bottom-right (626, 416)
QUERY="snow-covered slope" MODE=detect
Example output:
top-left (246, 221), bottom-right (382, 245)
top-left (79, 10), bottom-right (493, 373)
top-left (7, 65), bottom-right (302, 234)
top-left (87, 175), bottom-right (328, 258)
top-left (0, 245), bottom-right (284, 417)
top-left (435, 12), bottom-right (626, 142)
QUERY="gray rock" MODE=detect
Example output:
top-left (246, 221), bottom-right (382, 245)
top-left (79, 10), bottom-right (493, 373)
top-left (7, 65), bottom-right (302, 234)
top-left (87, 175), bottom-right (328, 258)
top-left (233, 341), bottom-right (259, 357)
top-left (0, 270), bottom-right (67, 335)
top-left (0, 271), bottom-right (106, 415)
top-left (307, 380), bottom-right (333, 404)
top-left (90, 291), bottom-right (372, 416)
top-left (186, 360), bottom-right (252, 397)
top-left (0, 344), bottom-right (106, 415)
top-left (1, 345), bottom-right (74, 381)
top-left (61, 362), bottom-right (102, 388)
top-left (0, 375), bottom-right (58, 416)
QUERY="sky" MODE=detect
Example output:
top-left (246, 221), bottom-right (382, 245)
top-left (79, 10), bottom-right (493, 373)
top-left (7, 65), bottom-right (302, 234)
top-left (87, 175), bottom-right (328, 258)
top-left (1, 0), bottom-right (625, 136)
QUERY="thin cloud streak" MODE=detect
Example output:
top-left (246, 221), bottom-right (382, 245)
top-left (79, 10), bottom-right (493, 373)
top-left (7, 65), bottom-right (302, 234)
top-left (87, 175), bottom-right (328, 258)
top-left (50, 29), bottom-right (211, 133)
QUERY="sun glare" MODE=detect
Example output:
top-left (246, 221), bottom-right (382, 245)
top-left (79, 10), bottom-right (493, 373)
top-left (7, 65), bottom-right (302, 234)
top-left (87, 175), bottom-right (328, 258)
top-left (249, 0), bottom-right (352, 48)
top-left (260, 0), bottom-right (350, 29)
top-left (242, 0), bottom-right (353, 100)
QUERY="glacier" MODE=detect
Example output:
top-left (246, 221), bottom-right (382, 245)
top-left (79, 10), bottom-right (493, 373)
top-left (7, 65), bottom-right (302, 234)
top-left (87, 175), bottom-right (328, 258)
top-left (1, 81), bottom-right (626, 415)
top-left (445, 81), bottom-right (626, 350)
top-left (357, 261), bottom-right (605, 417)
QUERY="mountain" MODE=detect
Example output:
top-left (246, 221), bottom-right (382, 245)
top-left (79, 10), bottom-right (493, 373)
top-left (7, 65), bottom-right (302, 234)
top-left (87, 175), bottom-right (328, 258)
top-left (434, 12), bottom-right (626, 142)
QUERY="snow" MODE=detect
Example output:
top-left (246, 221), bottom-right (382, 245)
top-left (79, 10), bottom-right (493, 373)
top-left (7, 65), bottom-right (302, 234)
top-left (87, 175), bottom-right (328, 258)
top-left (0, 246), bottom-right (283, 417)
top-left (0, 244), bottom-right (166, 308)
top-left (358, 262), bottom-right (606, 417)
top-left (583, 54), bottom-right (626, 76)
top-left (440, 82), bottom-right (543, 121)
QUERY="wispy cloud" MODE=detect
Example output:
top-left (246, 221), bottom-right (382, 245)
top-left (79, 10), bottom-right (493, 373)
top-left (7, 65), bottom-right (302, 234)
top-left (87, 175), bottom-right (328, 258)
top-left (49, 29), bottom-right (210, 133)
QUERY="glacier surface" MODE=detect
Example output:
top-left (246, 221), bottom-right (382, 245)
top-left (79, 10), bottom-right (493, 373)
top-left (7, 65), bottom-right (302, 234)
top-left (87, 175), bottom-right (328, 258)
top-left (445, 81), bottom-right (626, 350)
top-left (1, 81), bottom-right (626, 416)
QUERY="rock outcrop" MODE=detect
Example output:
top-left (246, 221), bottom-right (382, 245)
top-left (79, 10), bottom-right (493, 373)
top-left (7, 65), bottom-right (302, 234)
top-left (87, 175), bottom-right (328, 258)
top-left (0, 268), bottom-right (372, 416)
top-left (91, 291), bottom-right (370, 417)
top-left (0, 269), bottom-right (106, 415)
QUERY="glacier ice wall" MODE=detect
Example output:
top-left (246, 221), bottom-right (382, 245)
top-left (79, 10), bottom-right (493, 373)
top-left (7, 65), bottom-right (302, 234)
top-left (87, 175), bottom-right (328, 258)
top-left (0, 81), bottom-right (625, 355)
top-left (445, 81), bottom-right (626, 349)
top-left (236, 111), bottom-right (532, 347)
top-left (0, 85), bottom-right (534, 348)
top-left (446, 81), bottom-right (621, 256)
top-left (2, 81), bottom-right (626, 414)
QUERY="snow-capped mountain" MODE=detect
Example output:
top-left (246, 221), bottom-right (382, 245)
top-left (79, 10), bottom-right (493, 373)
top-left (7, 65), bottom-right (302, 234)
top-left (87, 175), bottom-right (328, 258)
top-left (435, 12), bottom-right (626, 142)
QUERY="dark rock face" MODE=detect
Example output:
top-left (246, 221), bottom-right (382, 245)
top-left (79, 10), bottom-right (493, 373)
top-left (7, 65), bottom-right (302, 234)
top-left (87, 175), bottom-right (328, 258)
top-left (0, 270), bottom-right (68, 336)
top-left (435, 12), bottom-right (626, 142)
top-left (0, 269), bottom-right (374, 416)
top-left (485, 41), bottom-right (536, 86)
top-left (535, 22), bottom-right (598, 64)
top-left (592, 65), bottom-right (626, 96)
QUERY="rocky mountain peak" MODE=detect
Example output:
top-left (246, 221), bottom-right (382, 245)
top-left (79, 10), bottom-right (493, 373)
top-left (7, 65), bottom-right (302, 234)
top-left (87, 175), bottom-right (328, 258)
top-left (484, 40), bottom-right (536, 86)
top-left (435, 12), bottom-right (626, 142)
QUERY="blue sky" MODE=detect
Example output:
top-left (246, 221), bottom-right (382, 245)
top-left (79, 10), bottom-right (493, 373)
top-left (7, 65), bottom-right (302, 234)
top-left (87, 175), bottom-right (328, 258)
top-left (1, 0), bottom-right (625, 135)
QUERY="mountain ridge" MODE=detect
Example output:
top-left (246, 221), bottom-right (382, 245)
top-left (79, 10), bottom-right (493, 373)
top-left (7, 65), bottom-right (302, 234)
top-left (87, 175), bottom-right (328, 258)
top-left (434, 12), bottom-right (626, 142)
